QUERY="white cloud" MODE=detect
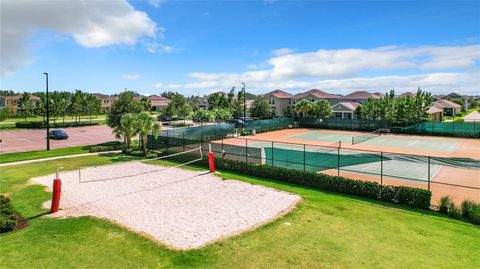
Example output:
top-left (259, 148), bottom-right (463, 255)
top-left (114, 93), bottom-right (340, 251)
top-left (141, 40), bottom-right (182, 54)
top-left (122, 74), bottom-right (140, 80)
top-left (147, 0), bottom-right (165, 8)
top-left (271, 48), bottom-right (295, 56)
top-left (1, 0), bottom-right (157, 76)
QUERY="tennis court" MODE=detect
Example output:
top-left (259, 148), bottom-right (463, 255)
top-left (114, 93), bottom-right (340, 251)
top-left (289, 131), bottom-right (461, 152)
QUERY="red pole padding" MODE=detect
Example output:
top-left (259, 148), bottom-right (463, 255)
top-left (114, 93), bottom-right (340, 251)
top-left (208, 152), bottom-right (215, 173)
top-left (50, 179), bottom-right (62, 213)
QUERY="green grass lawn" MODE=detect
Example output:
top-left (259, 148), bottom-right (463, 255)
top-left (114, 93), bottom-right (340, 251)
top-left (1, 155), bottom-right (479, 268)
top-left (0, 146), bottom-right (93, 164)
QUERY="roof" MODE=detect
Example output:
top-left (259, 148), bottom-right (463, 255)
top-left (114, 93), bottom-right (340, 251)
top-left (148, 95), bottom-right (170, 107)
top-left (93, 94), bottom-right (118, 100)
top-left (427, 106), bottom-right (443, 114)
top-left (263, 90), bottom-right (293, 99)
top-left (343, 91), bottom-right (381, 100)
top-left (373, 92), bottom-right (385, 97)
top-left (463, 111), bottom-right (480, 122)
top-left (399, 92), bottom-right (416, 97)
top-left (148, 94), bottom-right (168, 100)
top-left (433, 99), bottom-right (462, 109)
top-left (1, 94), bottom-right (40, 101)
top-left (292, 89), bottom-right (338, 99)
top-left (332, 102), bottom-right (362, 112)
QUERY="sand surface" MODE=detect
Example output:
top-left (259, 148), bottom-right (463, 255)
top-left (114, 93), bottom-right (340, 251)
top-left (32, 162), bottom-right (301, 249)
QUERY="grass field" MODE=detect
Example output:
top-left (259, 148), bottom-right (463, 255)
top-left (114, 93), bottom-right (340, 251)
top-left (0, 146), bottom-right (92, 164)
top-left (1, 155), bottom-right (479, 268)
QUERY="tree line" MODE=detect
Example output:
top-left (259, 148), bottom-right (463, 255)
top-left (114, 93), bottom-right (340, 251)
top-left (12, 90), bottom-right (102, 123)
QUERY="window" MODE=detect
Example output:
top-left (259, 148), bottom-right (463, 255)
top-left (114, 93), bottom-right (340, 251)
top-left (269, 98), bottom-right (276, 105)
top-left (335, 112), bottom-right (342, 118)
top-left (345, 113), bottom-right (352, 119)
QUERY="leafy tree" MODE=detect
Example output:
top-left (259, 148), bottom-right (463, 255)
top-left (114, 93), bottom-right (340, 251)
top-left (50, 91), bottom-right (68, 124)
top-left (112, 113), bottom-right (139, 149)
top-left (86, 94), bottom-right (102, 121)
top-left (249, 97), bottom-right (272, 118)
top-left (231, 90), bottom-right (246, 119)
top-left (136, 112), bottom-right (160, 155)
top-left (295, 99), bottom-right (314, 117)
top-left (165, 93), bottom-right (192, 118)
top-left (207, 93), bottom-right (229, 110)
top-left (0, 108), bottom-right (11, 122)
top-left (192, 109), bottom-right (214, 124)
top-left (69, 90), bottom-right (84, 122)
top-left (311, 100), bottom-right (332, 118)
top-left (17, 92), bottom-right (34, 122)
top-left (160, 91), bottom-right (176, 99)
top-left (283, 106), bottom-right (294, 117)
top-left (211, 108), bottom-right (232, 121)
top-left (107, 91), bottom-right (143, 128)
top-left (140, 96), bottom-right (152, 112)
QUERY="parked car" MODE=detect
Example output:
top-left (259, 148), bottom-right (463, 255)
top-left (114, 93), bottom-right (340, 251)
top-left (49, 130), bottom-right (68, 140)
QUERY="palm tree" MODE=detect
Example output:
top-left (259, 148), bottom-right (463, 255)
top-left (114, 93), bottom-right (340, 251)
top-left (112, 113), bottom-right (139, 149)
top-left (136, 112), bottom-right (160, 155)
top-left (311, 100), bottom-right (332, 119)
top-left (295, 99), bottom-right (314, 117)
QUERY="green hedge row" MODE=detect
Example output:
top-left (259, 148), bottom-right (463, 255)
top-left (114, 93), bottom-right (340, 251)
top-left (88, 141), bottom-right (125, 153)
top-left (162, 152), bottom-right (432, 209)
top-left (15, 121), bottom-right (100, 129)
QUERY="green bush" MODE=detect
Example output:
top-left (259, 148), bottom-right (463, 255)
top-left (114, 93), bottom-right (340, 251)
top-left (461, 200), bottom-right (476, 218)
top-left (160, 152), bottom-right (432, 209)
top-left (0, 195), bottom-right (17, 233)
top-left (89, 141), bottom-right (125, 153)
top-left (15, 121), bottom-right (100, 129)
top-left (447, 202), bottom-right (462, 219)
top-left (439, 196), bottom-right (452, 214)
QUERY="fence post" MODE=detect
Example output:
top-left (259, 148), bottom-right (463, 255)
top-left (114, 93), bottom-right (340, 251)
top-left (337, 147), bottom-right (340, 176)
top-left (166, 131), bottom-right (169, 151)
top-left (182, 133), bottom-right (185, 151)
top-left (428, 156), bottom-right (431, 191)
top-left (221, 138), bottom-right (224, 151)
top-left (380, 152), bottom-right (383, 185)
top-left (303, 144), bottom-right (306, 171)
top-left (272, 141), bottom-right (274, 167)
top-left (245, 139), bottom-right (248, 164)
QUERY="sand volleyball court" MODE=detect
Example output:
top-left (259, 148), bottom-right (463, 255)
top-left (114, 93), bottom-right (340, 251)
top-left (32, 162), bottom-right (301, 249)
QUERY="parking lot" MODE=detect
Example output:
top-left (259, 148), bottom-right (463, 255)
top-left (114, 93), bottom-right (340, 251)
top-left (0, 125), bottom-right (119, 153)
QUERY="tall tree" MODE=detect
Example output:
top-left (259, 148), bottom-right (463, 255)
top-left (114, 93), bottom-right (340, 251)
top-left (192, 108), bottom-right (214, 124)
top-left (140, 96), bottom-right (152, 112)
top-left (17, 92), bottom-right (34, 122)
top-left (207, 93), bottom-right (229, 110)
top-left (86, 94), bottom-right (102, 121)
top-left (69, 90), bottom-right (84, 122)
top-left (212, 108), bottom-right (232, 121)
top-left (295, 99), bottom-right (314, 117)
top-left (165, 93), bottom-right (192, 118)
top-left (249, 97), bottom-right (272, 118)
top-left (112, 113), bottom-right (139, 149)
top-left (311, 100), bottom-right (332, 118)
top-left (107, 91), bottom-right (143, 128)
top-left (231, 90), bottom-right (246, 119)
top-left (0, 108), bottom-right (11, 122)
top-left (136, 112), bottom-right (160, 155)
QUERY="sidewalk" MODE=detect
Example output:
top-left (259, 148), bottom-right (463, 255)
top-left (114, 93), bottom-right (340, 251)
top-left (0, 150), bottom-right (122, 167)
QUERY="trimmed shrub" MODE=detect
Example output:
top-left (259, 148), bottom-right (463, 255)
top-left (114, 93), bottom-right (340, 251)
top-left (439, 196), bottom-right (452, 214)
top-left (15, 121), bottom-right (100, 129)
top-left (461, 200), bottom-right (476, 218)
top-left (447, 201), bottom-right (462, 219)
top-left (0, 195), bottom-right (17, 233)
top-left (89, 141), bottom-right (124, 153)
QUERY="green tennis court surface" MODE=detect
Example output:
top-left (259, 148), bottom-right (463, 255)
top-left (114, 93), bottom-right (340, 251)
top-left (247, 142), bottom-right (437, 183)
top-left (289, 131), bottom-right (461, 152)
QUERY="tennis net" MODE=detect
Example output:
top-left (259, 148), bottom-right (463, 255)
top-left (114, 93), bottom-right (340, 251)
top-left (351, 128), bottom-right (389, 145)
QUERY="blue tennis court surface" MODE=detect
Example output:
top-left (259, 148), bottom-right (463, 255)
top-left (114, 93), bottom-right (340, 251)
top-left (288, 131), bottom-right (461, 152)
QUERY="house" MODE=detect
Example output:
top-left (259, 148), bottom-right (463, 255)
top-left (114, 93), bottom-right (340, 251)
top-left (148, 95), bottom-right (170, 111)
top-left (331, 102), bottom-right (362, 119)
top-left (291, 89), bottom-right (340, 106)
top-left (0, 94), bottom-right (41, 115)
top-left (399, 92), bottom-right (416, 98)
top-left (93, 94), bottom-right (118, 113)
top-left (432, 100), bottom-right (462, 116)
top-left (427, 106), bottom-right (443, 122)
top-left (463, 111), bottom-right (480, 123)
top-left (263, 90), bottom-right (293, 117)
top-left (341, 91), bottom-right (381, 104)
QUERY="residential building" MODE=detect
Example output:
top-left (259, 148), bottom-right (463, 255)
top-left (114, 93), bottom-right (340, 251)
top-left (148, 95), bottom-right (170, 111)
top-left (341, 91), bottom-right (381, 104)
top-left (432, 100), bottom-right (462, 116)
top-left (331, 101), bottom-right (362, 119)
top-left (0, 94), bottom-right (40, 115)
top-left (427, 106), bottom-right (443, 122)
top-left (291, 89), bottom-right (340, 106)
top-left (263, 90), bottom-right (293, 117)
top-left (399, 92), bottom-right (416, 98)
top-left (93, 94), bottom-right (118, 113)
top-left (463, 111), bottom-right (480, 122)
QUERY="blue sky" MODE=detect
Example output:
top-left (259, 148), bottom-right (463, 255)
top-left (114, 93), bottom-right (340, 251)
top-left (1, 0), bottom-right (479, 96)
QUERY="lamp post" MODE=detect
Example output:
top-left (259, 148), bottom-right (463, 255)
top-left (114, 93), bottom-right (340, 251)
top-left (241, 82), bottom-right (246, 124)
top-left (43, 73), bottom-right (50, 150)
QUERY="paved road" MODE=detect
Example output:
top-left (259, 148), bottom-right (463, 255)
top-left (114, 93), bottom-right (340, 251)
top-left (0, 125), bottom-right (119, 153)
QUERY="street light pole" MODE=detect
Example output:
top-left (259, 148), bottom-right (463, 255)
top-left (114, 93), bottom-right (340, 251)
top-left (43, 73), bottom-right (50, 150)
top-left (241, 83), bottom-right (246, 124)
